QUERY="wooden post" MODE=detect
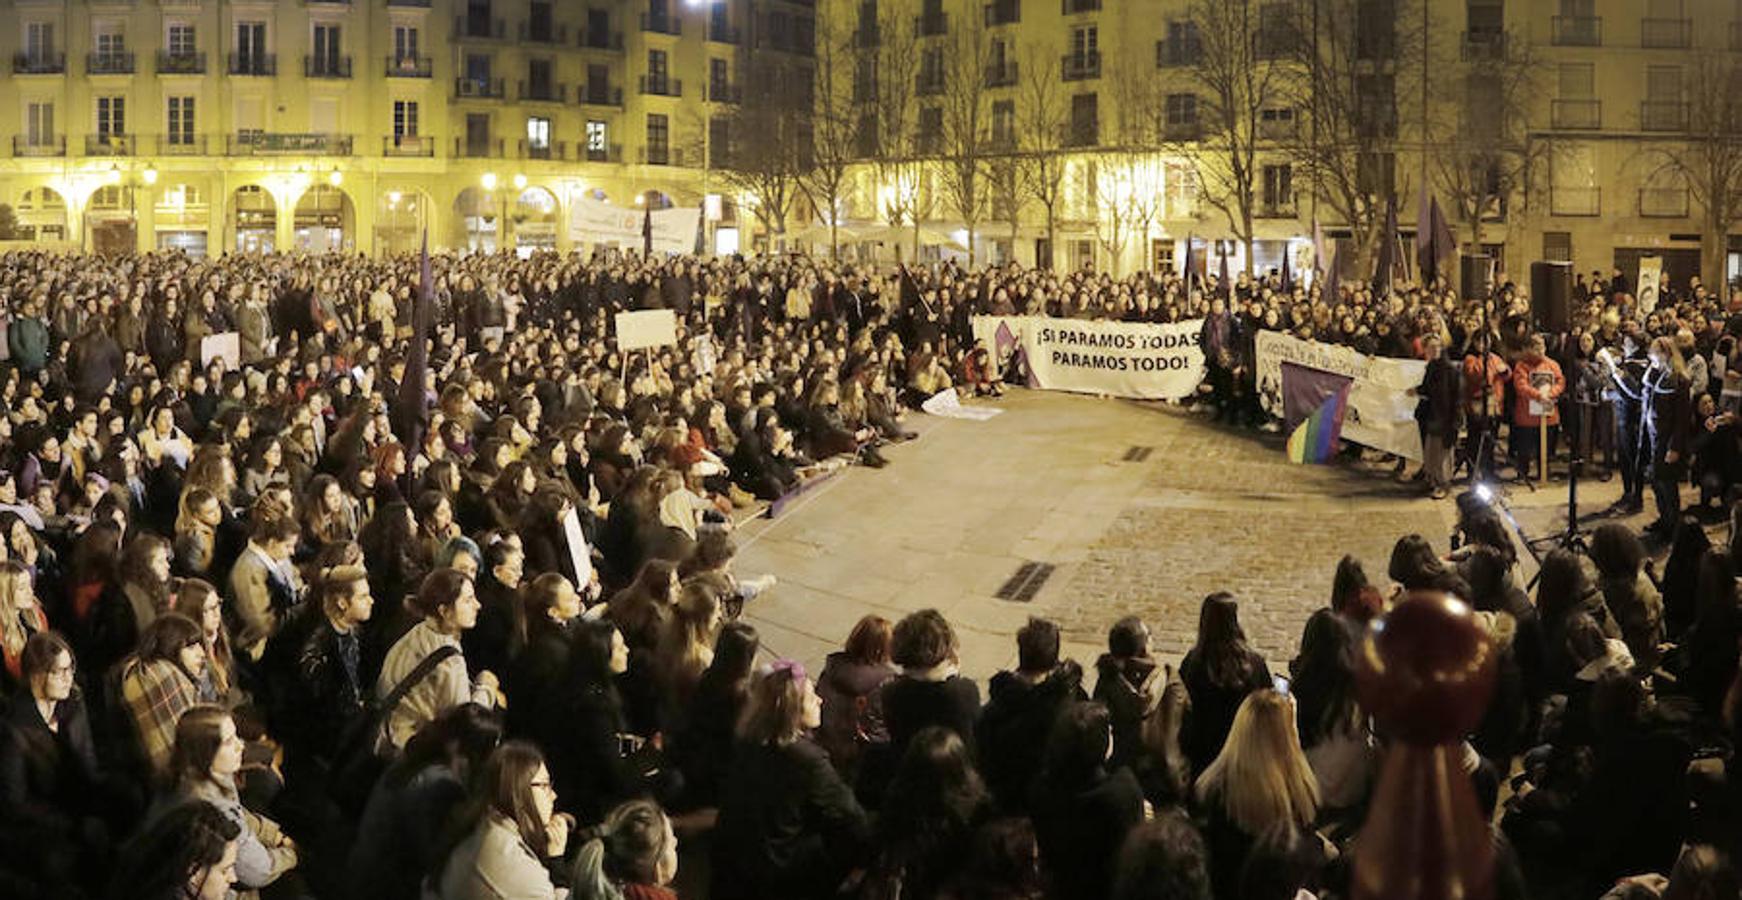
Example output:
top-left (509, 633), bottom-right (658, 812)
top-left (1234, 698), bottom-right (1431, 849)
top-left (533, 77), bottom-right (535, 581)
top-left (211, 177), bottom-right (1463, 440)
top-left (1352, 591), bottom-right (1498, 900)
top-left (1539, 416), bottom-right (1549, 486)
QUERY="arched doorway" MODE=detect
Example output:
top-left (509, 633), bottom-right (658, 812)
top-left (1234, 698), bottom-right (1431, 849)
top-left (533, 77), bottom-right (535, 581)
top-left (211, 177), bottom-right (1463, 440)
top-left (14, 187), bottom-right (68, 242)
top-left (87, 184), bottom-right (137, 255)
top-left (376, 189), bottom-right (429, 256)
top-left (454, 187), bottom-right (500, 253)
top-left (512, 186), bottom-right (559, 255)
top-left (231, 185), bottom-right (276, 253)
top-left (293, 185), bottom-right (355, 253)
top-left (155, 183), bottom-right (210, 257)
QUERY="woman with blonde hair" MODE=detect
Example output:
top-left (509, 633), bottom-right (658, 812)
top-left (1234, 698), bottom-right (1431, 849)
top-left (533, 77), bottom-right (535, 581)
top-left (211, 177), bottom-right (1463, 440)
top-left (174, 487), bottom-right (221, 577)
top-left (0, 559), bottom-right (47, 695)
top-left (1194, 689), bottom-right (1320, 899)
top-left (654, 580), bottom-right (721, 712)
top-left (173, 578), bottom-right (239, 705)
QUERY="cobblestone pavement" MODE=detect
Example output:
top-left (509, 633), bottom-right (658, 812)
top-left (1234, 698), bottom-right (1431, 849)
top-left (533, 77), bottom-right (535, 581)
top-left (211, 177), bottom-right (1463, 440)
top-left (734, 390), bottom-right (1462, 680)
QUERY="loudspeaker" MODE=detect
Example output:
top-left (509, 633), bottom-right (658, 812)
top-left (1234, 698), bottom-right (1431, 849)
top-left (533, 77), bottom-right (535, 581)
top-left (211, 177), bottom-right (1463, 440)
top-left (1531, 260), bottom-right (1573, 333)
top-left (1461, 254), bottom-right (1493, 301)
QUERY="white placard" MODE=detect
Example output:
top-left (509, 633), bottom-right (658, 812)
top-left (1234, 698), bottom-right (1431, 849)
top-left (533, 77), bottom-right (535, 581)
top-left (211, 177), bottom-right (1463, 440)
top-left (614, 309), bottom-right (678, 351)
top-left (200, 332), bottom-right (240, 370)
top-left (562, 506), bottom-right (592, 591)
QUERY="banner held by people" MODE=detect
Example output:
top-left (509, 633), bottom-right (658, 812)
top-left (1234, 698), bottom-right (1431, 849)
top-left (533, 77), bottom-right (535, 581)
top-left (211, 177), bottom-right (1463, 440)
top-left (972, 316), bottom-right (1205, 401)
top-left (1256, 330), bottom-right (1425, 461)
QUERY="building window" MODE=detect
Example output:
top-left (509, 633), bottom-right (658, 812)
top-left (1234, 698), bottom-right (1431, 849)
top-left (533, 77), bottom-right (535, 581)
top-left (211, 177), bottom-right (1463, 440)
top-left (168, 24), bottom-right (196, 56)
top-left (918, 106), bottom-right (943, 152)
top-left (313, 24), bottom-right (341, 67)
top-left (1071, 25), bottom-right (1097, 58)
top-left (95, 30), bottom-right (126, 59)
top-left (991, 99), bottom-right (1015, 146)
top-left (646, 112), bottom-right (669, 162)
top-left (1165, 93), bottom-right (1198, 125)
top-left (587, 119), bottom-right (608, 151)
top-left (394, 100), bottom-right (419, 137)
top-left (527, 116), bottom-right (550, 149)
top-left (236, 21), bottom-right (267, 61)
top-left (1543, 231), bottom-right (1572, 262)
top-left (96, 96), bottom-right (125, 135)
top-left (167, 96), bottom-right (194, 144)
top-left (1262, 163), bottom-right (1292, 210)
top-left (710, 58), bottom-right (728, 97)
top-left (648, 49), bottom-right (668, 81)
top-left (26, 23), bottom-right (54, 60)
top-left (1069, 92), bottom-right (1098, 145)
top-left (394, 26), bottom-right (419, 60)
top-left (26, 102), bottom-right (54, 145)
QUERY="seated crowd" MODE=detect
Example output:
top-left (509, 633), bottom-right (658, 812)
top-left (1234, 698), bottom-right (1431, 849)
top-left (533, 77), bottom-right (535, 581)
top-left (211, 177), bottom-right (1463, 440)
top-left (0, 246), bottom-right (1734, 900)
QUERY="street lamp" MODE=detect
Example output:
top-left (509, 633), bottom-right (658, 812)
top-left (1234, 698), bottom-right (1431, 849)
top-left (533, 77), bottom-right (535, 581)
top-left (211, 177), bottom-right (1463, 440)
top-left (512, 173), bottom-right (527, 191)
top-left (327, 167), bottom-right (343, 187)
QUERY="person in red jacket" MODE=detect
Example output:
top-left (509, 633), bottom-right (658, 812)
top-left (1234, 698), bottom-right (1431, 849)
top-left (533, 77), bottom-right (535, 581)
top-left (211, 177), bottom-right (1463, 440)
top-left (1511, 335), bottom-right (1565, 481)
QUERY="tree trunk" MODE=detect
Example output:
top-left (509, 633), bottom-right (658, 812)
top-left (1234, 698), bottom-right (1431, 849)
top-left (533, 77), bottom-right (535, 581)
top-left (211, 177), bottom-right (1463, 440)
top-left (1705, 210), bottom-right (1727, 294)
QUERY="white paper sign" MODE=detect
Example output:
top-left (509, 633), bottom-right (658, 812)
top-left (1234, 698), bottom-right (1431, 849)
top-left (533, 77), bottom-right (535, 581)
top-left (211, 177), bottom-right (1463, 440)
top-left (1637, 256), bottom-right (1663, 314)
top-left (200, 332), bottom-right (240, 370)
top-left (615, 309), bottom-right (679, 351)
top-left (921, 388), bottom-right (1003, 420)
top-left (562, 506), bottom-right (592, 590)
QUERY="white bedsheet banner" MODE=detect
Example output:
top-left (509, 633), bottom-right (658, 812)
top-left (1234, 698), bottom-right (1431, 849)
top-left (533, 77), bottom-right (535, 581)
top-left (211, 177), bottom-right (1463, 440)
top-left (1255, 330), bottom-right (1425, 460)
top-left (972, 316), bottom-right (1206, 400)
top-left (568, 196), bottom-right (700, 254)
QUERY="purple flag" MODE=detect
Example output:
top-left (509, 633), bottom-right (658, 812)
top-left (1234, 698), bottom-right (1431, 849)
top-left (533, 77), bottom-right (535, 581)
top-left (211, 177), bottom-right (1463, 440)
top-left (1218, 242), bottom-right (1231, 298)
top-left (1373, 196), bottom-right (1399, 295)
top-left (1280, 361), bottom-right (1355, 435)
top-left (393, 230), bottom-right (434, 454)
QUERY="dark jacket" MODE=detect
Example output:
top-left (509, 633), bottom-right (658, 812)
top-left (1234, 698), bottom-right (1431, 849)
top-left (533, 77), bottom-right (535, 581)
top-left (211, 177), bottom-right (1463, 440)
top-left (1091, 654), bottom-right (1157, 771)
top-left (978, 663), bottom-right (1086, 814)
top-left (1416, 356), bottom-right (1462, 437)
top-left (346, 763), bottom-right (468, 900)
top-left (543, 679), bottom-right (635, 824)
top-left (503, 616), bottom-right (573, 740)
top-left (814, 652), bottom-right (896, 778)
top-left (8, 316), bottom-right (50, 373)
top-left (0, 692), bottom-right (102, 835)
top-left (711, 738), bottom-right (871, 900)
top-left (1030, 765), bottom-right (1144, 900)
top-left (266, 607), bottom-right (367, 762)
top-left (1179, 646), bottom-right (1271, 774)
top-left (464, 572), bottom-right (521, 680)
top-left (881, 674), bottom-right (981, 761)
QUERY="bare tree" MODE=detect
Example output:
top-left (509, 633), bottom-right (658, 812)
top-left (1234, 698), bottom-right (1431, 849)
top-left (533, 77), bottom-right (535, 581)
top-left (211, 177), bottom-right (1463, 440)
top-left (1428, 29), bottom-right (1550, 249)
top-left (718, 56), bottom-right (809, 246)
top-left (1176, 0), bottom-right (1290, 272)
top-left (802, 6), bottom-right (859, 258)
top-left (1017, 51), bottom-right (1069, 269)
top-left (859, 6), bottom-right (923, 259)
top-left (1284, 0), bottom-right (1425, 272)
top-left (936, 14), bottom-right (995, 265)
top-left (1644, 52), bottom-right (1742, 290)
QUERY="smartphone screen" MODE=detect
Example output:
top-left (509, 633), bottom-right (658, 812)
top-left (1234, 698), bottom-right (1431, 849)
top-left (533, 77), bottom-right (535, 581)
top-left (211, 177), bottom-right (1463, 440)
top-left (1272, 674), bottom-right (1291, 696)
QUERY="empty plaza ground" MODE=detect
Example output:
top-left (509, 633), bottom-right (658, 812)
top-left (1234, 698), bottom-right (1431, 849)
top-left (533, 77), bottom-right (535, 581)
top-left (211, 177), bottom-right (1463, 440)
top-left (733, 389), bottom-right (1479, 683)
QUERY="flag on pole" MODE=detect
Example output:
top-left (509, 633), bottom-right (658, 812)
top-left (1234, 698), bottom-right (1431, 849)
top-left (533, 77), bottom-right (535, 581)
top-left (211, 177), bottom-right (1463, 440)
top-left (1374, 196), bottom-right (1399, 296)
top-left (392, 230), bottom-right (434, 457)
top-left (1218, 242), bottom-right (1231, 298)
top-left (641, 201), bottom-right (654, 257)
top-left (1182, 233), bottom-right (1195, 298)
top-left (1311, 218), bottom-right (1325, 286)
top-left (1281, 243), bottom-right (1294, 293)
top-left (1425, 197), bottom-right (1458, 288)
top-left (1325, 242), bottom-right (1341, 303)
top-left (1283, 361), bottom-right (1354, 464)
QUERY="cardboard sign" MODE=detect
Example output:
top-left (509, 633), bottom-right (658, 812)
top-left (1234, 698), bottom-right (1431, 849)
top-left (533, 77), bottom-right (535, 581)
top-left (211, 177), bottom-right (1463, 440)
top-left (614, 309), bottom-right (678, 351)
top-left (200, 332), bottom-right (240, 370)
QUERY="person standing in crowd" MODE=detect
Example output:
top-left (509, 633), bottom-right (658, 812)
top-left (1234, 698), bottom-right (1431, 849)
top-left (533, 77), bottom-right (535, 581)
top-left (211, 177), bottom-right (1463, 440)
top-left (1511, 335), bottom-right (1565, 482)
top-left (1413, 334), bottom-right (1462, 499)
top-left (1460, 331), bottom-right (1508, 481)
top-left (1603, 322), bottom-right (1650, 514)
top-left (1643, 335), bottom-right (1693, 540)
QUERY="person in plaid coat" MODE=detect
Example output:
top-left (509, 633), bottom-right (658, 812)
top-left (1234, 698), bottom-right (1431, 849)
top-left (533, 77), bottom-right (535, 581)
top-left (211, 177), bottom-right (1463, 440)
top-left (118, 613), bottom-right (206, 778)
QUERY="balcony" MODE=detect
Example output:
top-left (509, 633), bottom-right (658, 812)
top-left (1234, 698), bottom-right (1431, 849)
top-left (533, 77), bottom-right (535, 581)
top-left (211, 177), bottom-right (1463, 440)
top-left (917, 12), bottom-right (949, 36)
top-left (456, 76), bottom-right (507, 99)
top-left (1258, 115), bottom-right (1297, 140)
top-left (385, 55), bottom-right (433, 78)
top-left (159, 136), bottom-right (207, 156)
top-left (387, 0), bottom-right (432, 5)
top-left (916, 72), bottom-right (945, 96)
top-left (585, 143), bottom-right (622, 162)
top-left (453, 137), bottom-right (506, 159)
top-left (1062, 52), bottom-right (1100, 81)
top-left (986, 61), bottom-right (1019, 88)
top-left (519, 139), bottom-right (568, 161)
top-left (1639, 187), bottom-right (1689, 218)
top-left (454, 16), bottom-right (507, 40)
top-left (519, 22), bottom-right (569, 44)
top-left (641, 14), bottom-right (682, 36)
top-left (579, 83), bottom-right (624, 106)
top-left (1641, 100), bottom-right (1688, 132)
top-left (1460, 30), bottom-right (1507, 61)
top-left (13, 135), bottom-right (65, 158)
top-left (228, 53), bottom-right (276, 76)
top-left (228, 132), bottom-right (352, 155)
top-left (705, 82), bottom-right (742, 103)
top-left (1550, 98), bottom-right (1601, 129)
top-left (86, 52), bottom-right (134, 75)
top-left (157, 51), bottom-right (206, 74)
top-left (1063, 123), bottom-right (1098, 148)
top-left (1549, 186), bottom-right (1600, 217)
top-left (639, 75), bottom-right (682, 97)
top-left (1640, 17), bottom-right (1691, 49)
top-left (984, 0), bottom-right (1020, 26)
top-left (13, 53), bottom-right (65, 75)
top-left (519, 81), bottom-right (566, 103)
top-left (639, 146), bottom-right (685, 166)
top-left (707, 22), bottom-right (742, 44)
top-left (1551, 15), bottom-right (1601, 47)
top-left (1156, 39), bottom-right (1201, 68)
top-left (1061, 0), bottom-right (1100, 13)
top-left (383, 134), bottom-right (435, 157)
top-left (1164, 120), bottom-right (1203, 141)
top-left (1258, 201), bottom-right (1297, 219)
top-left (305, 55), bottom-right (352, 78)
top-left (84, 134), bottom-right (136, 156)
top-left (580, 29), bottom-right (625, 50)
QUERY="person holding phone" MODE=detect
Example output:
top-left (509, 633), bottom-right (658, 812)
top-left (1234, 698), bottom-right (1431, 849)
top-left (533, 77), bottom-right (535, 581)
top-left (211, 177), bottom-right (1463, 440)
top-left (1690, 393), bottom-right (1737, 514)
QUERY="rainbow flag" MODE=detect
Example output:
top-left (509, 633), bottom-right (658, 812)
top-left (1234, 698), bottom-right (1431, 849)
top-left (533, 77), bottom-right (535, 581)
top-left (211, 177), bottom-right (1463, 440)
top-left (1286, 383), bottom-right (1352, 464)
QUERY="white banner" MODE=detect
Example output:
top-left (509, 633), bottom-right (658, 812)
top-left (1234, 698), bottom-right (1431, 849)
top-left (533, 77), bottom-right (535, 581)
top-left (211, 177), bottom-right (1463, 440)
top-left (972, 316), bottom-right (1206, 400)
top-left (1637, 255), bottom-right (1663, 313)
top-left (568, 196), bottom-right (700, 254)
top-left (1255, 330), bottom-right (1425, 460)
top-left (615, 309), bottom-right (679, 351)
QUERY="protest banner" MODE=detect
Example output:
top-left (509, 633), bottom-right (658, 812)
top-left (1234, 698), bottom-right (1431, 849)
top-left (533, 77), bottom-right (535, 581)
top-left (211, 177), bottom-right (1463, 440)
top-left (200, 332), bottom-right (241, 370)
top-left (569, 195), bottom-right (701, 255)
top-left (971, 316), bottom-right (1206, 400)
top-left (1255, 330), bottom-right (1425, 460)
top-left (614, 309), bottom-right (679, 351)
top-left (1637, 256), bottom-right (1663, 313)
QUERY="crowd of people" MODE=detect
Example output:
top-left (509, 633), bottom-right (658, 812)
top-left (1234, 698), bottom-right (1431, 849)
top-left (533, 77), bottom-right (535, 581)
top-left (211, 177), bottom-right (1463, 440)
top-left (0, 244), bottom-right (1734, 900)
